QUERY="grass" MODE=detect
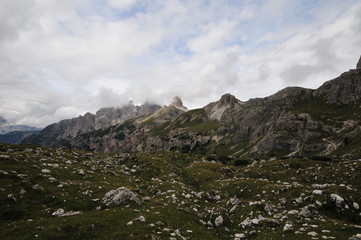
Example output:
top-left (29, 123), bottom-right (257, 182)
top-left (0, 143), bottom-right (360, 239)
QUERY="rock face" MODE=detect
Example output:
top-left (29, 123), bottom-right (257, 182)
top-left (172, 96), bottom-right (184, 108)
top-left (102, 187), bottom-right (140, 207)
top-left (95, 102), bottom-right (160, 129)
top-left (314, 69), bottom-right (361, 104)
top-left (22, 102), bottom-right (161, 147)
top-left (204, 93), bottom-right (243, 121)
top-left (22, 112), bottom-right (96, 147)
top-left (357, 55), bottom-right (361, 69)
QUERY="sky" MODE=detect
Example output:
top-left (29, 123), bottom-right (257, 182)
top-left (0, 0), bottom-right (360, 128)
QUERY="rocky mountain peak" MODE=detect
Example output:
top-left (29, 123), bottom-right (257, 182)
top-left (357, 55), bottom-right (361, 69)
top-left (217, 93), bottom-right (238, 108)
top-left (172, 96), bottom-right (183, 108)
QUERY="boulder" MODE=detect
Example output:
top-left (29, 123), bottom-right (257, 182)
top-left (102, 187), bottom-right (140, 207)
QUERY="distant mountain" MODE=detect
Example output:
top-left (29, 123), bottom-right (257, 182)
top-left (0, 117), bottom-right (41, 144)
top-left (0, 130), bottom-right (40, 144)
top-left (21, 102), bottom-right (161, 147)
top-left (0, 124), bottom-right (40, 134)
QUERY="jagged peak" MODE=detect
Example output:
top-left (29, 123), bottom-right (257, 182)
top-left (217, 93), bottom-right (240, 108)
top-left (172, 96), bottom-right (183, 108)
top-left (170, 96), bottom-right (188, 111)
top-left (357, 55), bottom-right (361, 69)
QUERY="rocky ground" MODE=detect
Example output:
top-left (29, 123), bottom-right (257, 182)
top-left (0, 143), bottom-right (360, 239)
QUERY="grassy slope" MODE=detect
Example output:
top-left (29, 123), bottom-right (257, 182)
top-left (0, 143), bottom-right (360, 239)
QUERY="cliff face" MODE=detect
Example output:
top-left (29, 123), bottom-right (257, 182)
top-left (22, 102), bottom-right (161, 147)
top-left (22, 112), bottom-right (96, 147)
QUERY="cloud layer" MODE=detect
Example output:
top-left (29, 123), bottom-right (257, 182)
top-left (0, 0), bottom-right (360, 127)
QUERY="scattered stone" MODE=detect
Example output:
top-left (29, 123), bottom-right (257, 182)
top-left (142, 196), bottom-right (151, 201)
top-left (41, 169), bottom-right (51, 174)
top-left (235, 233), bottom-right (246, 239)
top-left (134, 216), bottom-right (146, 222)
top-left (102, 187), bottom-right (140, 207)
top-left (283, 222), bottom-right (294, 232)
top-left (330, 193), bottom-right (345, 208)
top-left (312, 190), bottom-right (323, 195)
top-left (214, 215), bottom-right (223, 227)
top-left (52, 208), bottom-right (65, 216)
top-left (32, 184), bottom-right (44, 191)
top-left (353, 202), bottom-right (360, 210)
top-left (127, 221), bottom-right (133, 226)
top-left (264, 202), bottom-right (274, 213)
top-left (7, 194), bottom-right (16, 201)
top-left (308, 231), bottom-right (318, 237)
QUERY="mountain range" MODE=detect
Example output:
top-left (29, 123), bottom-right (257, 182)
top-left (0, 118), bottom-right (40, 144)
top-left (21, 56), bottom-right (361, 159)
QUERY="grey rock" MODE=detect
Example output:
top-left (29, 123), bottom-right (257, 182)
top-left (214, 215), bottom-right (223, 227)
top-left (330, 193), bottom-right (345, 208)
top-left (102, 187), bottom-right (140, 207)
top-left (283, 222), bottom-right (294, 231)
top-left (32, 184), bottom-right (44, 191)
top-left (52, 208), bottom-right (65, 216)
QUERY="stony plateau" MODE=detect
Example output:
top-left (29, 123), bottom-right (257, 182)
top-left (0, 143), bottom-right (360, 239)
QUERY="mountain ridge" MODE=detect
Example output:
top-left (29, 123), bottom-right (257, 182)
top-left (21, 59), bottom-right (361, 159)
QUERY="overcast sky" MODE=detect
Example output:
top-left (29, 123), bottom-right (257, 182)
top-left (0, 0), bottom-right (360, 127)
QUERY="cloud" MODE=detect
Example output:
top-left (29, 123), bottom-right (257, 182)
top-left (0, 0), bottom-right (360, 127)
top-left (108, 0), bottom-right (136, 10)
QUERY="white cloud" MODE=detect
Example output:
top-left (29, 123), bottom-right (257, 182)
top-left (0, 0), bottom-right (360, 127)
top-left (109, 0), bottom-right (136, 10)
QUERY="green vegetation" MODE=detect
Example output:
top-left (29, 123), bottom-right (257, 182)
top-left (0, 143), bottom-right (360, 239)
top-left (292, 96), bottom-right (361, 122)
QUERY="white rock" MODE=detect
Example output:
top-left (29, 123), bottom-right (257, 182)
top-left (230, 205), bottom-right (237, 214)
top-left (283, 223), bottom-right (293, 231)
top-left (102, 187), bottom-right (140, 207)
top-left (32, 184), bottom-right (44, 191)
top-left (52, 208), bottom-right (65, 216)
top-left (234, 233), bottom-right (246, 238)
top-left (312, 190), bottom-right (323, 195)
top-left (214, 215), bottom-right (223, 227)
top-left (353, 202), bottom-right (360, 210)
top-left (41, 169), bottom-right (51, 174)
top-left (307, 231), bottom-right (318, 237)
top-left (126, 221), bottom-right (133, 226)
top-left (60, 211), bottom-right (81, 217)
top-left (288, 210), bottom-right (298, 215)
top-left (330, 193), bottom-right (344, 207)
top-left (136, 216), bottom-right (146, 222)
top-left (78, 169), bottom-right (85, 175)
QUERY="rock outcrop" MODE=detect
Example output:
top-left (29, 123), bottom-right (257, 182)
top-left (357, 55), bottom-right (361, 69)
top-left (172, 96), bottom-right (184, 108)
top-left (102, 187), bottom-right (140, 207)
top-left (204, 93), bottom-right (243, 121)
